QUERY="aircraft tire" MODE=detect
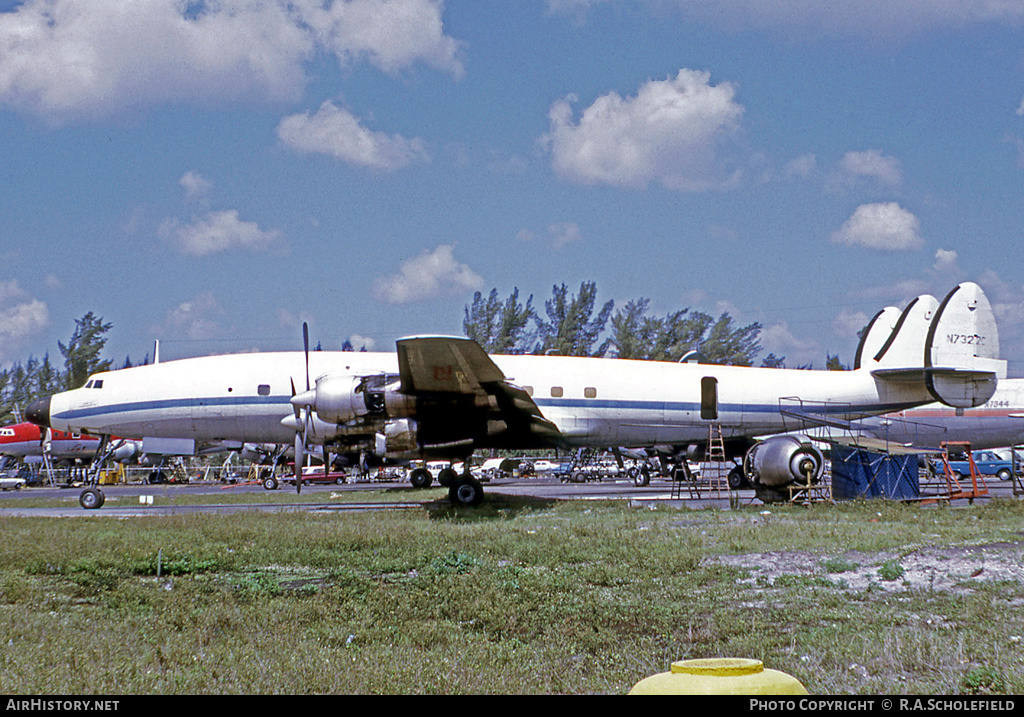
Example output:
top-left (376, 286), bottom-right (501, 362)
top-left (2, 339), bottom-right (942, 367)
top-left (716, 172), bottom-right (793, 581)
top-left (449, 476), bottom-right (484, 507)
top-left (262, 476), bottom-right (278, 491)
top-left (437, 468), bottom-right (457, 487)
top-left (409, 468), bottom-right (432, 488)
top-left (80, 487), bottom-right (105, 510)
top-left (728, 466), bottom-right (747, 490)
top-left (630, 466), bottom-right (650, 487)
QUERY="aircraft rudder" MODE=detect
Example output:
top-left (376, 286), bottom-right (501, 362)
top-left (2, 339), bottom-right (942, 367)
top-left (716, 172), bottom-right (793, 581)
top-left (925, 282), bottom-right (1006, 408)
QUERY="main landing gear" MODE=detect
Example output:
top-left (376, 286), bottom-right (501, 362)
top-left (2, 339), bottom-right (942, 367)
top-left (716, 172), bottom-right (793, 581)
top-left (408, 462), bottom-right (485, 507)
top-left (448, 473), bottom-right (484, 507)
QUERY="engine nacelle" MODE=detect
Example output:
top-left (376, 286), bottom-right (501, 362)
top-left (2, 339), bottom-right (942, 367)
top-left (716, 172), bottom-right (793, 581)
top-left (308, 373), bottom-right (414, 426)
top-left (310, 375), bottom-right (371, 425)
top-left (743, 435), bottom-right (824, 489)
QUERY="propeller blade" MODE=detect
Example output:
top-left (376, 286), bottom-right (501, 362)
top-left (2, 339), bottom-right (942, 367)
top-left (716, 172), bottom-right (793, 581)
top-left (302, 321), bottom-right (310, 392)
top-left (295, 431), bottom-right (303, 494)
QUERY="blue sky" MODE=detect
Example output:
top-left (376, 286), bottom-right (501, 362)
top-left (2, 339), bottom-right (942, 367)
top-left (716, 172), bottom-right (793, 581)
top-left (1, 0), bottom-right (1023, 376)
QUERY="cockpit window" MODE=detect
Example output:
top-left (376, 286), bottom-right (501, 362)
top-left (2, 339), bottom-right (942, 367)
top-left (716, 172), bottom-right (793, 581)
top-left (92, 380), bottom-right (103, 389)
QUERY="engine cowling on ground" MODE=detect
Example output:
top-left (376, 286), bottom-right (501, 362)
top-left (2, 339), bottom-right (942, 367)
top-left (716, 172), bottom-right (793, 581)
top-left (743, 435), bottom-right (824, 488)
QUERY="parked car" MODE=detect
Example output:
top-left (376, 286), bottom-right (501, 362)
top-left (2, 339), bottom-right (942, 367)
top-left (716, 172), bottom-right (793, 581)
top-left (0, 472), bottom-right (26, 490)
top-left (932, 449), bottom-right (1019, 482)
top-left (279, 465), bottom-right (348, 486)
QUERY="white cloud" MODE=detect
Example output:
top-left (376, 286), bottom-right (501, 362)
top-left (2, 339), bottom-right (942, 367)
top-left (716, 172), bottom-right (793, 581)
top-left (760, 321), bottom-right (821, 368)
top-left (933, 248), bottom-right (960, 274)
top-left (835, 150), bottom-right (902, 188)
top-left (0, 0), bottom-right (463, 120)
top-left (161, 210), bottom-right (283, 256)
top-left (179, 171), bottom-right (213, 199)
top-left (154, 291), bottom-right (225, 342)
top-left (301, 0), bottom-right (465, 78)
top-left (832, 308), bottom-right (870, 340)
top-left (346, 334), bottom-right (376, 351)
top-left (784, 153), bottom-right (818, 179)
top-left (517, 222), bottom-right (582, 249)
top-left (830, 202), bottom-right (923, 251)
top-left (277, 101), bottom-right (428, 170)
top-left (372, 244), bottom-right (483, 304)
top-left (542, 69), bottom-right (745, 190)
top-left (0, 280), bottom-right (49, 364)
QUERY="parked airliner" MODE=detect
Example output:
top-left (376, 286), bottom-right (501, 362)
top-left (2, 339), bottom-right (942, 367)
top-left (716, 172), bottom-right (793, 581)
top-left (26, 282), bottom-right (1006, 508)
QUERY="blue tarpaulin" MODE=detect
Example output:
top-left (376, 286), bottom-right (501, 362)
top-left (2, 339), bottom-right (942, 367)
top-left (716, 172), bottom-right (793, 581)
top-left (831, 447), bottom-right (920, 500)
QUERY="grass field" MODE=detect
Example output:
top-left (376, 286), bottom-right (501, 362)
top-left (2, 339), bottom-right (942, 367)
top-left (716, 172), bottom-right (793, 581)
top-left (0, 493), bottom-right (1021, 695)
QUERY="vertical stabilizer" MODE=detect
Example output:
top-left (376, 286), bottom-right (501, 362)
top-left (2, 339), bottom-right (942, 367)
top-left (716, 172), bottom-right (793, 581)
top-left (925, 282), bottom-right (1006, 407)
top-left (871, 294), bottom-right (939, 367)
top-left (853, 306), bottom-right (901, 369)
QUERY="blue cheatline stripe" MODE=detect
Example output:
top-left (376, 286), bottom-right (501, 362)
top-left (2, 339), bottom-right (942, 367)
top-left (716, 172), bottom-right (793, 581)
top-left (56, 395), bottom-right (925, 424)
top-left (53, 395), bottom-right (290, 422)
top-left (533, 398), bottom-right (920, 415)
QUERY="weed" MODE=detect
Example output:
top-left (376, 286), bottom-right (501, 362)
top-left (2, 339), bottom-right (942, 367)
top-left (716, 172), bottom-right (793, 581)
top-left (961, 666), bottom-right (1006, 694)
top-left (820, 556), bottom-right (858, 573)
top-left (878, 559), bottom-right (905, 581)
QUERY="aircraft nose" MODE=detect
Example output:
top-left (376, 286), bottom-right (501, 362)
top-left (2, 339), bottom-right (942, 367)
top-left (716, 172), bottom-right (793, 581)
top-left (25, 396), bottom-right (51, 427)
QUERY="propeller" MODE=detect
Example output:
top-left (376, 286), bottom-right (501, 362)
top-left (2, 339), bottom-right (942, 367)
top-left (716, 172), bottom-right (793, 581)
top-left (291, 322), bottom-right (313, 494)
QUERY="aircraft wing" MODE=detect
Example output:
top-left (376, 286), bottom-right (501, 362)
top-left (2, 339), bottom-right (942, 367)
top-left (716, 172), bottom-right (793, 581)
top-left (395, 336), bottom-right (562, 447)
top-left (397, 335), bottom-right (505, 394)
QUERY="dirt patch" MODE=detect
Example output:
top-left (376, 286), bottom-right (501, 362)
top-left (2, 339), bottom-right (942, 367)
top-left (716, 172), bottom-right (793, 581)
top-left (716, 541), bottom-right (1024, 595)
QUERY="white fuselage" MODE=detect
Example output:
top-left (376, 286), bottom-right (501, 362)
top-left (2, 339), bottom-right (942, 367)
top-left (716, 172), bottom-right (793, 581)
top-left (45, 350), bottom-right (942, 452)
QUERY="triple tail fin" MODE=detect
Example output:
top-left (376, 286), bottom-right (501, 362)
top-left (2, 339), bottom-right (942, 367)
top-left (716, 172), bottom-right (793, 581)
top-left (869, 282), bottom-right (1006, 408)
top-left (853, 305), bottom-right (901, 370)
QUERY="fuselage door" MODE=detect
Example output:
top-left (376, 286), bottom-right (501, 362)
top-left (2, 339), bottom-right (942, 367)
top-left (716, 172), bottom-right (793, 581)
top-left (701, 376), bottom-right (718, 420)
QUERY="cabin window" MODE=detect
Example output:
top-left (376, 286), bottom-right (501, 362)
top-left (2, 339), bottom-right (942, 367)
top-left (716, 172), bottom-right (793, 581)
top-left (700, 376), bottom-right (718, 420)
top-left (523, 386), bottom-right (534, 396)
top-left (257, 384), bottom-right (271, 396)
top-left (584, 387), bottom-right (597, 398)
top-left (550, 386), bottom-right (563, 398)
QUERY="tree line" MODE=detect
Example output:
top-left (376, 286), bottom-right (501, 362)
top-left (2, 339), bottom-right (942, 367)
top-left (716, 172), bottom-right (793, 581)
top-left (464, 281), bottom-right (850, 369)
top-left (0, 313), bottom-right (118, 425)
top-left (464, 280), bottom-right (768, 366)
